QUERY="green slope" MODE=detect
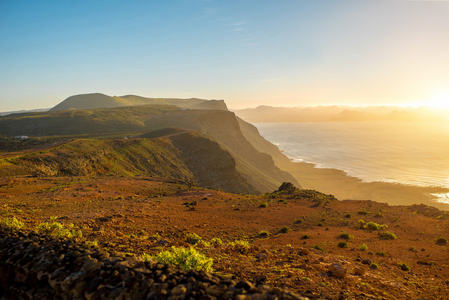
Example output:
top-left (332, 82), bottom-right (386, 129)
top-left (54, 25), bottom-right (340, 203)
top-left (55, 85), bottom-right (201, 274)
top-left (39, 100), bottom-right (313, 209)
top-left (1, 134), bottom-right (256, 194)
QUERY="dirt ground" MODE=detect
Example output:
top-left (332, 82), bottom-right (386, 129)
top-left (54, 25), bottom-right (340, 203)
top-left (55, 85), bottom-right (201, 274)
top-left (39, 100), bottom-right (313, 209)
top-left (1, 176), bottom-right (449, 299)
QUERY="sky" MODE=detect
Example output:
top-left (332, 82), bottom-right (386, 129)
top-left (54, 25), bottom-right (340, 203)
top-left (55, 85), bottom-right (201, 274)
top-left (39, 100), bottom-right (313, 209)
top-left (1, 0), bottom-right (449, 111)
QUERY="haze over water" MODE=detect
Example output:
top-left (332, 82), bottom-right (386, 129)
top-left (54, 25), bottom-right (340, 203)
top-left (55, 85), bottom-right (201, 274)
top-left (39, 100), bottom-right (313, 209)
top-left (255, 121), bottom-right (449, 196)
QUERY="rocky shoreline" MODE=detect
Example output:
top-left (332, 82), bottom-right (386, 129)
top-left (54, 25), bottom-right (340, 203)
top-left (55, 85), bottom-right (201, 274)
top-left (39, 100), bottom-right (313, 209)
top-left (0, 228), bottom-right (309, 300)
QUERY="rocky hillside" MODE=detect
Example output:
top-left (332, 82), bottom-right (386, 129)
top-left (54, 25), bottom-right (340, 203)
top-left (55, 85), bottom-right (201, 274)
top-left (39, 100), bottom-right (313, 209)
top-left (0, 105), bottom-right (299, 193)
top-left (1, 133), bottom-right (257, 194)
top-left (144, 110), bottom-right (300, 192)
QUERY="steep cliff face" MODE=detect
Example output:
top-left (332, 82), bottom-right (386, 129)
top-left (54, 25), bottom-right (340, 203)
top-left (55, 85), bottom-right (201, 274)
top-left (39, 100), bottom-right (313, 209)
top-left (145, 110), bottom-right (300, 192)
top-left (236, 117), bottom-right (292, 167)
top-left (170, 132), bottom-right (257, 194)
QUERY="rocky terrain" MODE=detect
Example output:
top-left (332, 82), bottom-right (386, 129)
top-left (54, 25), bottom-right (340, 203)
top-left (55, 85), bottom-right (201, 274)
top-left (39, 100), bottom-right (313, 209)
top-left (1, 177), bottom-right (448, 299)
top-left (0, 228), bottom-right (304, 300)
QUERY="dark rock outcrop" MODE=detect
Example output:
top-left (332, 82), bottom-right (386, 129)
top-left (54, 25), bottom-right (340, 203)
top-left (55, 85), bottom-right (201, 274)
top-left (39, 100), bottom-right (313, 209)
top-left (0, 228), bottom-right (308, 300)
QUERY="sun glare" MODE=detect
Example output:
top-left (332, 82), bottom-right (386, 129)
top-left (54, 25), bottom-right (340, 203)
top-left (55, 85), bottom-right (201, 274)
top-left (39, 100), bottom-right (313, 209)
top-left (424, 89), bottom-right (449, 109)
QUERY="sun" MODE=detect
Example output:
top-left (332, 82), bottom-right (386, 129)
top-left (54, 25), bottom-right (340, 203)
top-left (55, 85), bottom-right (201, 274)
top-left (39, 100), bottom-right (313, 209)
top-left (424, 89), bottom-right (449, 109)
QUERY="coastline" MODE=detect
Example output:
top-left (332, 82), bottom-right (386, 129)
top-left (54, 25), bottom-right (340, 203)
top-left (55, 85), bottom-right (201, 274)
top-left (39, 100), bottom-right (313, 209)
top-left (280, 159), bottom-right (449, 211)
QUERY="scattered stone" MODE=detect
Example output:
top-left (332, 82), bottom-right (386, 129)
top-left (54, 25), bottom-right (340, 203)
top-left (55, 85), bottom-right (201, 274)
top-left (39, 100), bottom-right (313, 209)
top-left (329, 263), bottom-right (347, 279)
top-left (353, 266), bottom-right (366, 276)
top-left (361, 259), bottom-right (372, 265)
top-left (155, 240), bottom-right (170, 246)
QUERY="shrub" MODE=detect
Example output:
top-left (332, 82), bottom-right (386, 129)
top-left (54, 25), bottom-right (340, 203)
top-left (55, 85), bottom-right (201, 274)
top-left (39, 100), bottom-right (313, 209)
top-left (339, 232), bottom-right (353, 239)
top-left (155, 247), bottom-right (213, 272)
top-left (0, 217), bottom-right (25, 229)
top-left (400, 263), bottom-right (411, 271)
top-left (85, 239), bottom-right (98, 247)
top-left (365, 222), bottom-right (381, 231)
top-left (301, 234), bottom-right (310, 239)
top-left (210, 237), bottom-right (223, 245)
top-left (185, 233), bottom-right (202, 245)
top-left (294, 218), bottom-right (303, 224)
top-left (360, 221), bottom-right (388, 232)
top-left (358, 211), bottom-right (369, 215)
top-left (280, 226), bottom-right (290, 233)
top-left (258, 231), bottom-right (270, 237)
top-left (228, 240), bottom-right (250, 252)
top-left (358, 219), bottom-right (365, 229)
top-left (311, 245), bottom-right (324, 252)
top-left (436, 237), bottom-right (448, 246)
top-left (376, 251), bottom-right (386, 257)
top-left (370, 263), bottom-right (379, 269)
top-left (344, 214), bottom-right (351, 219)
top-left (259, 202), bottom-right (268, 208)
top-left (337, 242), bottom-right (349, 248)
top-left (358, 244), bottom-right (368, 251)
top-left (278, 199), bottom-right (288, 204)
top-left (36, 218), bottom-right (82, 239)
top-left (379, 232), bottom-right (397, 240)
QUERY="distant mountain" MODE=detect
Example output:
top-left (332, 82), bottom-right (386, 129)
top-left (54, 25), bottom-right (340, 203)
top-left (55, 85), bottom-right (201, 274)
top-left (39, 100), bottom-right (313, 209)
top-left (0, 108), bottom-right (49, 116)
top-left (50, 93), bottom-right (228, 111)
top-left (234, 105), bottom-right (446, 123)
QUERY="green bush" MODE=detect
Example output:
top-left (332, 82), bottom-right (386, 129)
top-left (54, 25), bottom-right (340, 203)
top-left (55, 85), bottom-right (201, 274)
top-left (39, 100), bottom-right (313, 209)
top-left (294, 218), bottom-right (303, 224)
top-left (376, 251), bottom-right (386, 257)
top-left (357, 211), bottom-right (369, 215)
top-left (280, 226), bottom-right (290, 233)
top-left (155, 247), bottom-right (213, 272)
top-left (259, 202), bottom-right (268, 208)
top-left (311, 245), bottom-right (324, 252)
top-left (228, 240), bottom-right (250, 248)
top-left (0, 217), bottom-right (25, 229)
top-left (344, 214), bottom-right (351, 219)
top-left (379, 231), bottom-right (397, 240)
top-left (339, 232), bottom-right (353, 239)
top-left (258, 231), bottom-right (270, 237)
top-left (370, 263), bottom-right (379, 269)
top-left (364, 222), bottom-right (388, 232)
top-left (400, 263), bottom-right (411, 271)
top-left (301, 234), bottom-right (310, 239)
top-left (210, 237), bottom-right (223, 246)
top-left (36, 217), bottom-right (82, 239)
top-left (337, 242), bottom-right (349, 248)
top-left (185, 233), bottom-right (202, 245)
top-left (358, 244), bottom-right (368, 251)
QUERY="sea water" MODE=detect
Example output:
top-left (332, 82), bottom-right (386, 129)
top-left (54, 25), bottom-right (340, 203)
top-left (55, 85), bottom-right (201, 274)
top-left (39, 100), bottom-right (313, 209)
top-left (254, 121), bottom-right (449, 204)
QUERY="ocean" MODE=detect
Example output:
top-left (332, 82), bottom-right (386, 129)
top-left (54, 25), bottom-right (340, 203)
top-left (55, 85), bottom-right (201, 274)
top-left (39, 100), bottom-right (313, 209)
top-left (254, 121), bottom-right (449, 203)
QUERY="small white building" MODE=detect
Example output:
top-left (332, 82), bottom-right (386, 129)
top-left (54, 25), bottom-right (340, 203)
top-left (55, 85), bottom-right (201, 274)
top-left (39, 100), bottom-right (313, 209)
top-left (15, 136), bottom-right (29, 139)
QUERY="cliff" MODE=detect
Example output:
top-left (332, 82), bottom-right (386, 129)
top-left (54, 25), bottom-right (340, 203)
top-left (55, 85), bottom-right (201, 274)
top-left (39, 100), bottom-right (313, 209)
top-left (0, 105), bottom-right (299, 193)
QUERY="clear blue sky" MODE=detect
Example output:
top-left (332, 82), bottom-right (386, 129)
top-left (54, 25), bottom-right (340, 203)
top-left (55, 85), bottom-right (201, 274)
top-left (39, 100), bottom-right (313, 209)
top-left (1, 0), bottom-right (449, 111)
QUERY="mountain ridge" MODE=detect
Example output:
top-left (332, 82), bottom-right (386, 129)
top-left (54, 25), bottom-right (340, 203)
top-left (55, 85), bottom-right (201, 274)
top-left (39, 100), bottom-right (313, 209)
top-left (50, 93), bottom-right (228, 111)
